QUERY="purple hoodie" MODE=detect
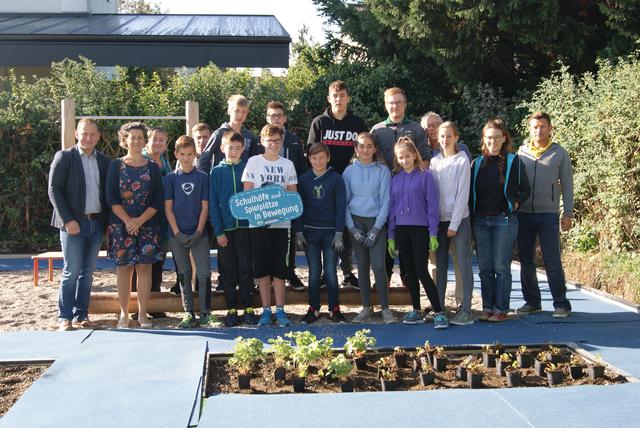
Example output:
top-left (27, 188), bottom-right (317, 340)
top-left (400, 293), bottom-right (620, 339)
top-left (387, 168), bottom-right (440, 239)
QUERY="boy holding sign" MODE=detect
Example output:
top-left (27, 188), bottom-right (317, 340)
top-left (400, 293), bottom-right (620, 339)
top-left (209, 131), bottom-right (258, 327)
top-left (242, 125), bottom-right (298, 326)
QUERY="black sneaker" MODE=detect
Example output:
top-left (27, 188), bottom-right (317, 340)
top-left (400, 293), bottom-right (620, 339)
top-left (319, 274), bottom-right (327, 289)
top-left (301, 307), bottom-right (319, 324)
top-left (169, 283), bottom-right (181, 296)
top-left (226, 310), bottom-right (239, 327)
top-left (341, 273), bottom-right (360, 290)
top-left (289, 272), bottom-right (306, 291)
top-left (242, 309), bottom-right (260, 325)
top-left (330, 308), bottom-right (347, 324)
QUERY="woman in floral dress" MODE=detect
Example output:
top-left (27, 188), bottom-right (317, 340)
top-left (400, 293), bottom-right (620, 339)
top-left (106, 122), bottom-right (163, 328)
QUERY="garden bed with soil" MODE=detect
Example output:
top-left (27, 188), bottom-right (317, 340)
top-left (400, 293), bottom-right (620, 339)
top-left (0, 362), bottom-right (50, 416)
top-left (205, 339), bottom-right (630, 395)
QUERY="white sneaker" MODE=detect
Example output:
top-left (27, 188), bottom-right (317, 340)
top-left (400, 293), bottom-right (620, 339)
top-left (352, 307), bottom-right (372, 324)
top-left (381, 309), bottom-right (398, 324)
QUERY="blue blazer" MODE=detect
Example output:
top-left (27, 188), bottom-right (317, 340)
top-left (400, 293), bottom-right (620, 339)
top-left (48, 146), bottom-right (110, 229)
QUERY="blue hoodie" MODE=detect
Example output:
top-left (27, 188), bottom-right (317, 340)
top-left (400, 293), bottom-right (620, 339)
top-left (209, 159), bottom-right (248, 237)
top-left (296, 167), bottom-right (346, 233)
top-left (342, 160), bottom-right (390, 230)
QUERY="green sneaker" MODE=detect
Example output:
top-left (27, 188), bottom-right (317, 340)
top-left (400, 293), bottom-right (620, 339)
top-left (200, 313), bottom-right (223, 327)
top-left (178, 313), bottom-right (197, 329)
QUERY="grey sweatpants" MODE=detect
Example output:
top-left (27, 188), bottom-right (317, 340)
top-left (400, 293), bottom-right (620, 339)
top-left (169, 234), bottom-right (210, 314)
top-left (351, 215), bottom-right (389, 309)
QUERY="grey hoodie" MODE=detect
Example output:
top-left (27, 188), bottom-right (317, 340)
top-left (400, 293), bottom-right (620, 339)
top-left (517, 142), bottom-right (574, 217)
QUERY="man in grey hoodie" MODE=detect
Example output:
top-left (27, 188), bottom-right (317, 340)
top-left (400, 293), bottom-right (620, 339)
top-left (516, 111), bottom-right (574, 318)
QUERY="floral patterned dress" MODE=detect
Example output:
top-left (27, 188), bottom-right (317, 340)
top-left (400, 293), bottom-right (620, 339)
top-left (107, 161), bottom-right (162, 266)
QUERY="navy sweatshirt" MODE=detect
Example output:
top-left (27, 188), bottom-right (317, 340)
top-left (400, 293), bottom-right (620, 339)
top-left (296, 167), bottom-right (346, 233)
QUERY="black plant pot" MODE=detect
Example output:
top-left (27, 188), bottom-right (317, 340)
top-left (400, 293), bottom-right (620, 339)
top-left (340, 378), bottom-right (354, 392)
top-left (238, 374), bottom-right (251, 390)
top-left (588, 365), bottom-right (605, 380)
top-left (506, 371), bottom-right (521, 387)
top-left (547, 370), bottom-right (564, 386)
top-left (456, 366), bottom-right (467, 381)
top-left (425, 351), bottom-right (434, 366)
top-left (353, 356), bottom-right (367, 371)
top-left (412, 358), bottom-right (421, 373)
top-left (496, 360), bottom-right (511, 377)
top-left (570, 365), bottom-right (585, 380)
top-left (274, 367), bottom-right (286, 382)
top-left (483, 352), bottom-right (496, 368)
top-left (433, 356), bottom-right (447, 372)
top-left (547, 353), bottom-right (562, 363)
top-left (534, 360), bottom-right (548, 377)
top-left (467, 372), bottom-right (483, 389)
top-left (394, 353), bottom-right (408, 368)
top-left (419, 370), bottom-right (435, 386)
top-left (380, 379), bottom-right (397, 391)
top-left (517, 352), bottom-right (533, 368)
top-left (292, 376), bottom-right (306, 393)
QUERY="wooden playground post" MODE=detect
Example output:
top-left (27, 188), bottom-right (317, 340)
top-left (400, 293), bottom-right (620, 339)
top-left (61, 98), bottom-right (76, 149)
top-left (185, 100), bottom-right (199, 137)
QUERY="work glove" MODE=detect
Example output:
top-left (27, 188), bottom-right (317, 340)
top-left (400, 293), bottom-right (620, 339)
top-left (175, 231), bottom-right (190, 246)
top-left (362, 227), bottom-right (380, 249)
top-left (295, 232), bottom-right (307, 251)
top-left (332, 232), bottom-right (344, 253)
top-left (349, 228), bottom-right (366, 245)
top-left (429, 236), bottom-right (439, 253)
top-left (387, 239), bottom-right (396, 258)
top-left (188, 230), bottom-right (203, 247)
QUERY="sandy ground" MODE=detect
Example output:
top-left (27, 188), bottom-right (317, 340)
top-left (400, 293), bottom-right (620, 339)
top-left (0, 267), bottom-right (483, 332)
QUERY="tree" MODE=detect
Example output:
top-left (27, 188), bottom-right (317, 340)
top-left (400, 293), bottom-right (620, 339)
top-left (313, 0), bottom-right (640, 96)
top-left (118, 0), bottom-right (161, 14)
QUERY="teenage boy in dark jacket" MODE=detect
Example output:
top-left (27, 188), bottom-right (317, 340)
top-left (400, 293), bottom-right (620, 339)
top-left (307, 80), bottom-right (368, 290)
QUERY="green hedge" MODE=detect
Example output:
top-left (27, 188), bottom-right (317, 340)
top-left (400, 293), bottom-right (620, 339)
top-left (521, 56), bottom-right (640, 252)
top-left (1, 55), bottom-right (639, 253)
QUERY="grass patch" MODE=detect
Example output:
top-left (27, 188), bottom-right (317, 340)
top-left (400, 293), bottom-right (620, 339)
top-left (563, 250), bottom-right (640, 304)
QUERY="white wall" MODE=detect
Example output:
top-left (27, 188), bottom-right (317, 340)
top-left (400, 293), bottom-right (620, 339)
top-left (0, 0), bottom-right (117, 13)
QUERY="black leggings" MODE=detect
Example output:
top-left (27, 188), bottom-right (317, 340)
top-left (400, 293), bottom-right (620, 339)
top-left (395, 225), bottom-right (442, 312)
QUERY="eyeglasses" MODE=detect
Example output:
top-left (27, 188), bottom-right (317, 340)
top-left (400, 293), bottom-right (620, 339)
top-left (385, 100), bottom-right (405, 106)
top-left (267, 113), bottom-right (284, 119)
top-left (263, 139), bottom-right (282, 144)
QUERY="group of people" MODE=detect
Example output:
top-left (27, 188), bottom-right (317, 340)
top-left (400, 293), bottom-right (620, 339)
top-left (48, 80), bottom-right (574, 332)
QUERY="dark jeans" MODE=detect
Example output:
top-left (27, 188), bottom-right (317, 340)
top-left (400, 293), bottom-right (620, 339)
top-left (517, 212), bottom-right (571, 310)
top-left (304, 228), bottom-right (339, 311)
top-left (395, 225), bottom-right (441, 312)
top-left (473, 214), bottom-right (518, 312)
top-left (218, 228), bottom-right (253, 310)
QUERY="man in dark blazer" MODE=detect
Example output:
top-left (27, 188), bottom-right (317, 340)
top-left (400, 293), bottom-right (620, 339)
top-left (48, 118), bottom-right (110, 331)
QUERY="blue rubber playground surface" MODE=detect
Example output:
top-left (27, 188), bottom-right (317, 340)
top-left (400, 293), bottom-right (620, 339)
top-left (1, 262), bottom-right (640, 428)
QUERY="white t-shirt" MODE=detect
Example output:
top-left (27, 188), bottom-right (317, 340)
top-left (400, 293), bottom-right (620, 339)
top-left (241, 154), bottom-right (298, 228)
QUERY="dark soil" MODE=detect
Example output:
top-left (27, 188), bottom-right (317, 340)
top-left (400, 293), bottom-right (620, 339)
top-left (205, 345), bottom-right (627, 395)
top-left (0, 363), bottom-right (50, 416)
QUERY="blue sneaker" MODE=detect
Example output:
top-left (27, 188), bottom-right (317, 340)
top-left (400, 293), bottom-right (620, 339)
top-left (433, 313), bottom-right (449, 330)
top-left (402, 310), bottom-right (425, 325)
top-left (258, 308), bottom-right (273, 326)
top-left (275, 308), bottom-right (291, 327)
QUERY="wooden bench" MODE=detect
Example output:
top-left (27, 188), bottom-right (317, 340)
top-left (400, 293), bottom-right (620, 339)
top-left (88, 287), bottom-right (411, 314)
top-left (31, 249), bottom-right (218, 287)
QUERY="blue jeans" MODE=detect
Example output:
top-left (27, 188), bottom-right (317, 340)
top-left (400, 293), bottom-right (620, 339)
top-left (473, 214), bottom-right (518, 313)
top-left (58, 218), bottom-right (104, 321)
top-left (517, 212), bottom-right (571, 310)
top-left (304, 228), bottom-right (339, 311)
